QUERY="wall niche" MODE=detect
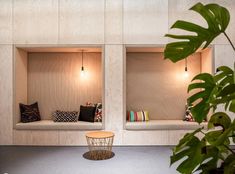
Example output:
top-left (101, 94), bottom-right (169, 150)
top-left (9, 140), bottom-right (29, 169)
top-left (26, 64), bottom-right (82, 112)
top-left (14, 46), bottom-right (104, 130)
top-left (125, 46), bottom-right (213, 129)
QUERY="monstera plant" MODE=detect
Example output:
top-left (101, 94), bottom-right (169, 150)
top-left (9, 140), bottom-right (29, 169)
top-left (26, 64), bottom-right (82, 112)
top-left (164, 2), bottom-right (235, 174)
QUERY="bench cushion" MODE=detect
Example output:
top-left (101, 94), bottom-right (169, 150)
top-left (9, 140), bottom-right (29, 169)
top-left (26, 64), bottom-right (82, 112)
top-left (126, 120), bottom-right (207, 130)
top-left (15, 120), bottom-right (103, 130)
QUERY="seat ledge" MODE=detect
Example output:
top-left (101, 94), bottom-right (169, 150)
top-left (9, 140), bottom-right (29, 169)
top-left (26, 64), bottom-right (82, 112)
top-left (15, 120), bottom-right (103, 130)
top-left (126, 120), bottom-right (207, 130)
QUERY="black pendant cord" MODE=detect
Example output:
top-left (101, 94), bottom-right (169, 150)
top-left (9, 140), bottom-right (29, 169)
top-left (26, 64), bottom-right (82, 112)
top-left (81, 50), bottom-right (84, 70)
top-left (185, 58), bottom-right (188, 72)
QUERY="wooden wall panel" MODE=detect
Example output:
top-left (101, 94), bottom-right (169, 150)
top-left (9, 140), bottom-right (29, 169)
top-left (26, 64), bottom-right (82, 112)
top-left (201, 48), bottom-right (213, 74)
top-left (27, 52), bottom-right (102, 120)
top-left (123, 0), bottom-right (168, 44)
top-left (104, 45), bottom-right (124, 131)
top-left (13, 0), bottom-right (58, 44)
top-left (105, 0), bottom-right (123, 44)
top-left (126, 52), bottom-right (201, 120)
top-left (13, 130), bottom-right (32, 145)
top-left (0, 0), bottom-right (12, 44)
top-left (59, 0), bottom-right (105, 44)
top-left (0, 45), bottom-right (13, 145)
top-left (14, 48), bottom-right (27, 124)
top-left (59, 131), bottom-right (87, 145)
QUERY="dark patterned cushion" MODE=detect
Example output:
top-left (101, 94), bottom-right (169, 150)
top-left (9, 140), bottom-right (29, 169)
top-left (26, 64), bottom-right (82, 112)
top-left (94, 103), bottom-right (102, 122)
top-left (53, 110), bottom-right (78, 122)
top-left (19, 102), bottom-right (41, 123)
top-left (183, 103), bottom-right (194, 122)
top-left (86, 102), bottom-right (102, 122)
top-left (79, 105), bottom-right (96, 122)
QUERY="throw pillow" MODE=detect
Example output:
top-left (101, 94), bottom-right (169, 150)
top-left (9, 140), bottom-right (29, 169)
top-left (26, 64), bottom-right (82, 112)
top-left (128, 110), bottom-right (149, 122)
top-left (85, 102), bottom-right (102, 122)
top-left (79, 105), bottom-right (96, 122)
top-left (53, 110), bottom-right (79, 122)
top-left (183, 103), bottom-right (194, 122)
top-left (94, 103), bottom-right (102, 122)
top-left (19, 102), bottom-right (41, 123)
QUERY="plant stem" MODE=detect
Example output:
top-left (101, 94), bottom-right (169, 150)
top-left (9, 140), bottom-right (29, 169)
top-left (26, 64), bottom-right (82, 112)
top-left (223, 32), bottom-right (235, 52)
top-left (200, 130), bottom-right (206, 135)
top-left (224, 145), bottom-right (235, 155)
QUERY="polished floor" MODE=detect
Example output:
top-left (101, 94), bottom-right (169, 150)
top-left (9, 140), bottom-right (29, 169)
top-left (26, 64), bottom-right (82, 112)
top-left (0, 146), bottom-right (178, 174)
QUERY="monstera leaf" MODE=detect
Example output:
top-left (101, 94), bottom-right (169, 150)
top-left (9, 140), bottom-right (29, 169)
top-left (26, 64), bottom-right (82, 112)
top-left (214, 66), bottom-right (235, 113)
top-left (166, 2), bottom-right (235, 174)
top-left (196, 146), bottom-right (220, 174)
top-left (187, 73), bottom-right (216, 123)
top-left (224, 154), bottom-right (235, 174)
top-left (164, 3), bottom-right (230, 62)
top-left (171, 128), bottom-right (205, 174)
top-left (208, 112), bottom-right (231, 130)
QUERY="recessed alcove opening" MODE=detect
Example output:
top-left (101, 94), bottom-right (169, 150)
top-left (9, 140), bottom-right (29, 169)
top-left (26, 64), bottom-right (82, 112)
top-left (125, 46), bottom-right (213, 130)
top-left (14, 46), bottom-right (104, 130)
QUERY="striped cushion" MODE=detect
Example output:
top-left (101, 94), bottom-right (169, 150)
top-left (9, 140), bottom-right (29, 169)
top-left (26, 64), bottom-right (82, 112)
top-left (128, 111), bottom-right (149, 122)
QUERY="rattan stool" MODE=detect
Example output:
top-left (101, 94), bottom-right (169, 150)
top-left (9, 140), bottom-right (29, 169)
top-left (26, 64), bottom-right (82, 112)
top-left (84, 131), bottom-right (115, 160)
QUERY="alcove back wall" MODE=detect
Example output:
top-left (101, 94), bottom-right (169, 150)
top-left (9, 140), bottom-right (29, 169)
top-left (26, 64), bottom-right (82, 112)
top-left (126, 52), bottom-right (201, 120)
top-left (27, 52), bottom-right (102, 120)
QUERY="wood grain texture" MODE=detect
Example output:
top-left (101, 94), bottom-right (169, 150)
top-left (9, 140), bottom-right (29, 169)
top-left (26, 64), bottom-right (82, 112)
top-left (105, 0), bottom-right (123, 44)
top-left (31, 131), bottom-right (59, 145)
top-left (13, 130), bottom-right (59, 146)
top-left (126, 52), bottom-right (201, 120)
top-left (13, 0), bottom-right (58, 44)
top-left (13, 130), bottom-right (32, 145)
top-left (0, 45), bottom-right (13, 145)
top-left (59, 0), bottom-right (105, 44)
top-left (59, 131), bottom-right (87, 146)
top-left (105, 45), bottom-right (124, 131)
top-left (0, 0), bottom-right (12, 44)
top-left (201, 48), bottom-right (213, 74)
top-left (27, 52), bottom-right (102, 120)
top-left (123, 0), bottom-right (168, 44)
top-left (14, 48), bottom-right (27, 125)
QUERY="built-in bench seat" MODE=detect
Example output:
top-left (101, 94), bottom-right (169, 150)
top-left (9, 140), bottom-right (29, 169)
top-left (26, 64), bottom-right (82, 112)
top-left (15, 120), bottom-right (103, 130)
top-left (126, 120), bottom-right (207, 130)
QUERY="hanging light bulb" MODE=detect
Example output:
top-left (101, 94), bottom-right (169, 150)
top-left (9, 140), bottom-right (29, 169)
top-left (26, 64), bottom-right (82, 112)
top-left (184, 58), bottom-right (189, 78)
top-left (81, 50), bottom-right (85, 77)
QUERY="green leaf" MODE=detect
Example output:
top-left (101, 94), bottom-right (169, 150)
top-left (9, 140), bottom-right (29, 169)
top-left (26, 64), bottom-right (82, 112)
top-left (164, 3), bottom-right (230, 62)
top-left (187, 73), bottom-right (216, 123)
top-left (217, 66), bottom-right (234, 75)
top-left (208, 112), bottom-right (231, 130)
top-left (171, 128), bottom-right (204, 174)
top-left (173, 128), bottom-right (203, 152)
top-left (212, 94), bottom-right (235, 106)
top-left (191, 101), bottom-right (210, 123)
top-left (171, 136), bottom-right (205, 174)
top-left (215, 66), bottom-right (234, 86)
top-left (205, 130), bottom-right (223, 144)
top-left (213, 127), bottom-right (233, 146)
top-left (218, 84), bottom-right (235, 97)
top-left (229, 100), bottom-right (235, 113)
top-left (224, 154), bottom-right (235, 174)
top-left (196, 146), bottom-right (220, 173)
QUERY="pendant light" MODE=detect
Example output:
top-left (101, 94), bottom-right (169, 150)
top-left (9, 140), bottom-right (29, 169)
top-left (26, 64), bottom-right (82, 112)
top-left (81, 50), bottom-right (85, 76)
top-left (184, 58), bottom-right (189, 78)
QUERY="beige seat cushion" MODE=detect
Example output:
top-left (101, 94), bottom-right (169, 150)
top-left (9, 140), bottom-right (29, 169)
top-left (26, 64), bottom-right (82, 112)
top-left (126, 120), bottom-right (207, 130)
top-left (15, 120), bottom-right (103, 130)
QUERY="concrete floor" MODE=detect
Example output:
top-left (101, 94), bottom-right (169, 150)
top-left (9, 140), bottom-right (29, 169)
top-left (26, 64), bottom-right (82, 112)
top-left (0, 146), bottom-right (178, 174)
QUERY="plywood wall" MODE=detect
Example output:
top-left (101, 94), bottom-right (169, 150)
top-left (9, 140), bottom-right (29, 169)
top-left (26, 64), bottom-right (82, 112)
top-left (14, 48), bottom-right (28, 124)
top-left (126, 52), bottom-right (201, 120)
top-left (0, 0), bottom-right (234, 145)
top-left (27, 52), bottom-right (102, 120)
